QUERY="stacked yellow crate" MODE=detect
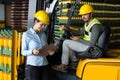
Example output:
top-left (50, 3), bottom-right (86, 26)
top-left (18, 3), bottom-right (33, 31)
top-left (0, 29), bottom-right (12, 80)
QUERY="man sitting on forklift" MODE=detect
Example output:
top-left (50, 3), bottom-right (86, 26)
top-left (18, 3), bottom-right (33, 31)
top-left (52, 4), bottom-right (105, 72)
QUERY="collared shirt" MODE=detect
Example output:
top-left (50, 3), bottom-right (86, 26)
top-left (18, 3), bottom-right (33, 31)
top-left (21, 28), bottom-right (48, 66)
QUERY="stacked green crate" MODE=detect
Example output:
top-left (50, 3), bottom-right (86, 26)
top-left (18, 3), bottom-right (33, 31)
top-left (57, 0), bottom-right (82, 25)
top-left (0, 29), bottom-right (12, 80)
top-left (54, 0), bottom-right (82, 42)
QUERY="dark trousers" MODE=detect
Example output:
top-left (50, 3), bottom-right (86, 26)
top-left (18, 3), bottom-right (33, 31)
top-left (25, 65), bottom-right (49, 80)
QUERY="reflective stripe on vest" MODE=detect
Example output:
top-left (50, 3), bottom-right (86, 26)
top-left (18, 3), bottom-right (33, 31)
top-left (83, 18), bottom-right (101, 41)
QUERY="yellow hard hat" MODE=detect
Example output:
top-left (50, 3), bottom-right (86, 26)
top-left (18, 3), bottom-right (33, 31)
top-left (34, 10), bottom-right (50, 24)
top-left (79, 4), bottom-right (94, 15)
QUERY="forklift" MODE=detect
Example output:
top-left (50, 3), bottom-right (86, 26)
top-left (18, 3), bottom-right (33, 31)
top-left (0, 0), bottom-right (120, 80)
top-left (12, 0), bottom-right (120, 80)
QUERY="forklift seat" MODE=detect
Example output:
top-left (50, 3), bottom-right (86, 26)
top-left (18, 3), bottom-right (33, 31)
top-left (76, 26), bottom-right (111, 59)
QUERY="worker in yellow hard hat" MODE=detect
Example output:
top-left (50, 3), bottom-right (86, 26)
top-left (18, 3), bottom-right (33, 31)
top-left (79, 4), bottom-right (94, 15)
top-left (21, 10), bottom-right (55, 80)
top-left (34, 10), bottom-right (50, 25)
top-left (52, 4), bottom-right (105, 72)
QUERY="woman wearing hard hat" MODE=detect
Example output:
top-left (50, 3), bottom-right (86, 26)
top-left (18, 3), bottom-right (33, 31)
top-left (21, 10), bottom-right (54, 80)
top-left (52, 4), bottom-right (105, 72)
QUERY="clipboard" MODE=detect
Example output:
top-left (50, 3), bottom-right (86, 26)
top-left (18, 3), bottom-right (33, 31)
top-left (39, 45), bottom-right (58, 56)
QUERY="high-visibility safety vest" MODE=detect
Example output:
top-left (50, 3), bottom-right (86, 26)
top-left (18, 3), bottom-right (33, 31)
top-left (83, 18), bottom-right (101, 41)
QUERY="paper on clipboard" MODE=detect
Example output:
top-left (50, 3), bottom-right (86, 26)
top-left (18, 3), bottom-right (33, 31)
top-left (39, 45), bottom-right (58, 56)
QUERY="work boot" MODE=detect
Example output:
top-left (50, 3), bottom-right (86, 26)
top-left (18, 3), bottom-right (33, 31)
top-left (52, 64), bottom-right (68, 72)
top-left (69, 61), bottom-right (78, 70)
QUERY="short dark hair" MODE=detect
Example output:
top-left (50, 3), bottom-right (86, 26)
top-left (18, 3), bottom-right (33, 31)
top-left (34, 18), bottom-right (41, 22)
